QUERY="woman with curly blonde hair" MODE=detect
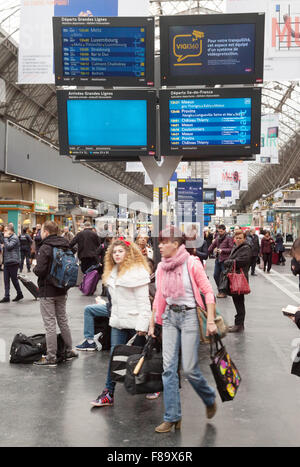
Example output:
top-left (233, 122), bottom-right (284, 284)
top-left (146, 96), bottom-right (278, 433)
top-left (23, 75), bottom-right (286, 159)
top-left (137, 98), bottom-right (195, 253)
top-left (91, 238), bottom-right (152, 407)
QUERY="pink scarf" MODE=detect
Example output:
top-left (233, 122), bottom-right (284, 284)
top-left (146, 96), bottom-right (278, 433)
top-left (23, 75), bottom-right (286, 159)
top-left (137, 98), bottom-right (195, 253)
top-left (160, 244), bottom-right (190, 299)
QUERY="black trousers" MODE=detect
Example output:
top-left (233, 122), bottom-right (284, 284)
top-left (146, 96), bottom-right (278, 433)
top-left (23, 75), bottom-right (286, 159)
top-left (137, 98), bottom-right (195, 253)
top-left (232, 294), bottom-right (246, 326)
top-left (263, 253), bottom-right (272, 272)
top-left (80, 257), bottom-right (98, 274)
top-left (4, 264), bottom-right (22, 298)
top-left (251, 256), bottom-right (258, 274)
top-left (20, 249), bottom-right (31, 272)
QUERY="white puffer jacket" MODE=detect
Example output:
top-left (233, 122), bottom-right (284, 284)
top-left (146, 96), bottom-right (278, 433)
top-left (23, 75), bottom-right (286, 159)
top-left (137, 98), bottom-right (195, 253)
top-left (106, 265), bottom-right (151, 332)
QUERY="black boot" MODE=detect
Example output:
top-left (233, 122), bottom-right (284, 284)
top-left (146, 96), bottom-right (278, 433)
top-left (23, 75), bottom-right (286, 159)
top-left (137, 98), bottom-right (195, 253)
top-left (228, 325), bottom-right (244, 333)
top-left (12, 293), bottom-right (24, 302)
top-left (0, 297), bottom-right (10, 303)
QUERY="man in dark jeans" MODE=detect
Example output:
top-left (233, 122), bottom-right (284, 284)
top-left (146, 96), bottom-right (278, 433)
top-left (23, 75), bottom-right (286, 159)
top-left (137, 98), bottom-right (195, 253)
top-left (19, 227), bottom-right (33, 273)
top-left (70, 221), bottom-right (101, 273)
top-left (208, 225), bottom-right (234, 298)
top-left (247, 228), bottom-right (260, 276)
top-left (0, 224), bottom-right (23, 303)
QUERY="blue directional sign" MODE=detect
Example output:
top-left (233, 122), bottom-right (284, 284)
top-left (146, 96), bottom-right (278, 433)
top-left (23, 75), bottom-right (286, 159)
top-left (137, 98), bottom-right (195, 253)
top-left (204, 203), bottom-right (216, 215)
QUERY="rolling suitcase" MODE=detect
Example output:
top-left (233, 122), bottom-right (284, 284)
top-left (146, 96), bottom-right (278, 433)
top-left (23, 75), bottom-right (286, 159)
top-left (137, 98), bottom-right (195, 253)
top-left (272, 252), bottom-right (279, 265)
top-left (17, 274), bottom-right (39, 300)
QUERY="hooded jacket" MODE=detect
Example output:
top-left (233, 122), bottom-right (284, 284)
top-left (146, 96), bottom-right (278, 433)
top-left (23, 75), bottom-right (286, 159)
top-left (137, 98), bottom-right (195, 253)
top-left (3, 233), bottom-right (20, 265)
top-left (33, 235), bottom-right (70, 297)
top-left (106, 265), bottom-right (151, 332)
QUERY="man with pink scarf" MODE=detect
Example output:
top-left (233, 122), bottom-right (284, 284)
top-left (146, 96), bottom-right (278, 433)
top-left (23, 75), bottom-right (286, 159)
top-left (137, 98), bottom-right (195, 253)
top-left (149, 226), bottom-right (218, 433)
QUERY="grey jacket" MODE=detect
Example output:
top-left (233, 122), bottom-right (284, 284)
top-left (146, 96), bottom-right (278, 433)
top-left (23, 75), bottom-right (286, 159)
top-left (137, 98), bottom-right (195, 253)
top-left (3, 233), bottom-right (21, 265)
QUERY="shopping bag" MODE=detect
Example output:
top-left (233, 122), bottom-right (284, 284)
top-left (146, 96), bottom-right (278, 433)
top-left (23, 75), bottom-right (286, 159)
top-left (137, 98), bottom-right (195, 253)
top-left (227, 261), bottom-right (250, 295)
top-left (209, 335), bottom-right (242, 402)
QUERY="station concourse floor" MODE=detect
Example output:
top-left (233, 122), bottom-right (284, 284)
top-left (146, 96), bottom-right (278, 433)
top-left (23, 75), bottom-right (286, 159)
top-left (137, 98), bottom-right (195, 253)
top-left (1, 258), bottom-right (300, 447)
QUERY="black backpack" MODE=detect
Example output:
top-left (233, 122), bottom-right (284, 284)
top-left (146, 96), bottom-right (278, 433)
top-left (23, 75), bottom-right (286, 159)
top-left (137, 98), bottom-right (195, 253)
top-left (10, 333), bottom-right (67, 364)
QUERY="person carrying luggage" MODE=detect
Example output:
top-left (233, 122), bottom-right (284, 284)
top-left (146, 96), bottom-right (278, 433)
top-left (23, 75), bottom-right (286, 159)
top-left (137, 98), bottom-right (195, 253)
top-left (33, 221), bottom-right (78, 367)
top-left (91, 238), bottom-right (152, 407)
top-left (149, 226), bottom-right (218, 433)
top-left (0, 224), bottom-right (23, 303)
top-left (19, 227), bottom-right (33, 273)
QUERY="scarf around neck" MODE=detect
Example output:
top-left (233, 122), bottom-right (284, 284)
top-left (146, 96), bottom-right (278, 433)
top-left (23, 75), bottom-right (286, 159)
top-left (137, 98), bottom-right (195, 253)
top-left (160, 244), bottom-right (190, 299)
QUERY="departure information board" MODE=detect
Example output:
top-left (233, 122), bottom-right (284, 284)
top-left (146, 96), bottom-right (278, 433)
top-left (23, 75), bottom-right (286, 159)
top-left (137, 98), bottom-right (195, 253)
top-left (61, 26), bottom-right (146, 78)
top-left (53, 17), bottom-right (154, 87)
top-left (169, 97), bottom-right (251, 147)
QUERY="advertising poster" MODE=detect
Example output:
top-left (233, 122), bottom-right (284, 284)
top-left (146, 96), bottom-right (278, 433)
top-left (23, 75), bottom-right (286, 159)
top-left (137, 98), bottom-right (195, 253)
top-left (18, 0), bottom-right (149, 84)
top-left (256, 113), bottom-right (279, 164)
top-left (169, 23), bottom-right (255, 78)
top-left (208, 161), bottom-right (248, 191)
top-left (226, 0), bottom-right (300, 81)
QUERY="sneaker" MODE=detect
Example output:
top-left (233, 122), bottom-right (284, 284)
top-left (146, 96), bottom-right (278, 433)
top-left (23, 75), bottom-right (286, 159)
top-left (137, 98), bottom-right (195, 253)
top-left (66, 350), bottom-right (79, 361)
top-left (76, 340), bottom-right (96, 351)
top-left (146, 392), bottom-right (160, 400)
top-left (91, 389), bottom-right (114, 407)
top-left (33, 356), bottom-right (57, 367)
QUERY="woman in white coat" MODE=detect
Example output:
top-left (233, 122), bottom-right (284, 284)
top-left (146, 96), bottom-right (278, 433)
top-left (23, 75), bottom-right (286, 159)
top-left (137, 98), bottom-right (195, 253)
top-left (91, 238), bottom-right (151, 407)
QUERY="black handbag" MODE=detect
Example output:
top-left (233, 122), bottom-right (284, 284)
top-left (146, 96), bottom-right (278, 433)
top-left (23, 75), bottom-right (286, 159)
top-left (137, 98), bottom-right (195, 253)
top-left (9, 333), bottom-right (67, 364)
top-left (218, 270), bottom-right (230, 295)
top-left (110, 334), bottom-right (143, 383)
top-left (124, 337), bottom-right (163, 395)
top-left (209, 335), bottom-right (242, 402)
top-left (291, 350), bottom-right (300, 377)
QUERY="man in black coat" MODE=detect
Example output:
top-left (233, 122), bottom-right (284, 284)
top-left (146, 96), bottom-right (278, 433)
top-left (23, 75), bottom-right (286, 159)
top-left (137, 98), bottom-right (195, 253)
top-left (70, 221), bottom-right (101, 273)
top-left (246, 228), bottom-right (260, 276)
top-left (33, 221), bottom-right (77, 367)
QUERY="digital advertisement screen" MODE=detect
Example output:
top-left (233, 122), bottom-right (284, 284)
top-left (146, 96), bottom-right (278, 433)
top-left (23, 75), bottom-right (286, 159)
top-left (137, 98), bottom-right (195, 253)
top-left (169, 23), bottom-right (255, 78)
top-left (160, 87), bottom-right (261, 159)
top-left (57, 89), bottom-right (156, 160)
top-left (53, 17), bottom-right (154, 87)
top-left (160, 13), bottom-right (265, 86)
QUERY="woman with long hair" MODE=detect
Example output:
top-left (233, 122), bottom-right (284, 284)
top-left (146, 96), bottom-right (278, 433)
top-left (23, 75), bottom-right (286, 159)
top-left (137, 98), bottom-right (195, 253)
top-left (91, 238), bottom-right (152, 407)
top-left (149, 226), bottom-right (218, 433)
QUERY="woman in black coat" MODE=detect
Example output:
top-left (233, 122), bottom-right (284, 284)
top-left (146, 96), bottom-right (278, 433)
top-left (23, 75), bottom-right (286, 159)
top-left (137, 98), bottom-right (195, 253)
top-left (224, 230), bottom-right (252, 333)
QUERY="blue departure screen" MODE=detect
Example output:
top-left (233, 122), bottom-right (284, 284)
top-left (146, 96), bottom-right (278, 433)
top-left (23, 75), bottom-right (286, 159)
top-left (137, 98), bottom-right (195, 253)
top-left (62, 26), bottom-right (146, 77)
top-left (169, 97), bottom-right (252, 147)
top-left (67, 100), bottom-right (147, 147)
top-left (169, 23), bottom-right (255, 77)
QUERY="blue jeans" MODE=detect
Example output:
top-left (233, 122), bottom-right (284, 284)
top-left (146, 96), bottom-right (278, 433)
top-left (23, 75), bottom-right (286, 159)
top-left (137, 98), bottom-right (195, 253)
top-left (162, 307), bottom-right (216, 422)
top-left (214, 258), bottom-right (225, 291)
top-left (84, 303), bottom-right (109, 340)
